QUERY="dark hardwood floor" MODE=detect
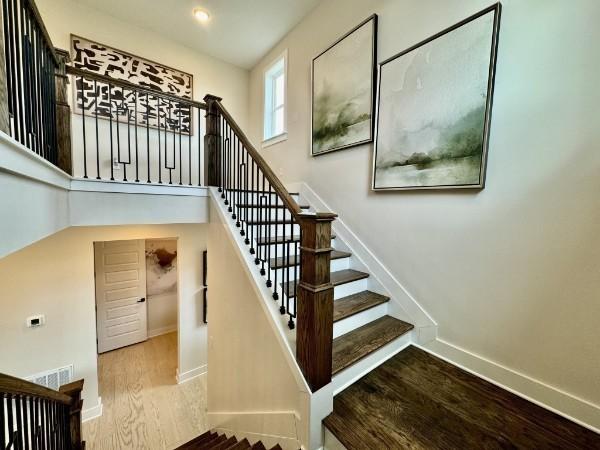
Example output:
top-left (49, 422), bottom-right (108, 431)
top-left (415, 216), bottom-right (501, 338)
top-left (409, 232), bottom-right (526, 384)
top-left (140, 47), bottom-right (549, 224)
top-left (324, 346), bottom-right (600, 450)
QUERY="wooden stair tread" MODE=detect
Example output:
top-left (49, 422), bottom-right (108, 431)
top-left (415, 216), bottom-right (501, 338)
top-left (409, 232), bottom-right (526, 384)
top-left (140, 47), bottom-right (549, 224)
top-left (228, 189), bottom-right (299, 196)
top-left (282, 269), bottom-right (369, 298)
top-left (324, 346), bottom-right (600, 450)
top-left (256, 234), bottom-right (335, 245)
top-left (270, 250), bottom-right (351, 269)
top-left (333, 291), bottom-right (390, 322)
top-left (237, 203), bottom-right (310, 209)
top-left (250, 442), bottom-right (267, 450)
top-left (176, 431), bottom-right (214, 449)
top-left (199, 434), bottom-right (227, 449)
top-left (269, 446), bottom-right (283, 450)
top-left (331, 315), bottom-right (413, 375)
top-left (226, 438), bottom-right (251, 449)
top-left (213, 436), bottom-right (238, 450)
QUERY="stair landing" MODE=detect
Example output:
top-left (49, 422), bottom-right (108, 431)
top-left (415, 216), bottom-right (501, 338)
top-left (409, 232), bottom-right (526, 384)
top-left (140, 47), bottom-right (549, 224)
top-left (324, 346), bottom-right (600, 449)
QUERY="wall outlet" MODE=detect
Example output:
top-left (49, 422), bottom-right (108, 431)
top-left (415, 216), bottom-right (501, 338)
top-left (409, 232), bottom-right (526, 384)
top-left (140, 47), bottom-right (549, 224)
top-left (26, 314), bottom-right (45, 328)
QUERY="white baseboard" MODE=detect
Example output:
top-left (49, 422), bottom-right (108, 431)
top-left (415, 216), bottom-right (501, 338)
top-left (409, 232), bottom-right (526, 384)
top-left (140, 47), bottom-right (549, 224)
top-left (176, 365), bottom-right (207, 384)
top-left (147, 324), bottom-right (177, 338)
top-left (419, 339), bottom-right (600, 433)
top-left (209, 411), bottom-right (300, 450)
top-left (82, 396), bottom-right (103, 422)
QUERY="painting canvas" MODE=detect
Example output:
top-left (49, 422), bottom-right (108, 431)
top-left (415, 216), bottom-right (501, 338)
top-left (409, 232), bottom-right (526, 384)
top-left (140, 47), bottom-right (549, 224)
top-left (71, 35), bottom-right (194, 134)
top-left (312, 15), bottom-right (377, 155)
top-left (145, 239), bottom-right (178, 296)
top-left (373, 4), bottom-right (501, 190)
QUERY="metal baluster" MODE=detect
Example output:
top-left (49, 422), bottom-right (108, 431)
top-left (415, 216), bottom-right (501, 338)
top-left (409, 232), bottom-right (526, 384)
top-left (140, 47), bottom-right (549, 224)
top-left (249, 158), bottom-right (255, 255)
top-left (243, 149), bottom-right (250, 244)
top-left (7, 395), bottom-right (14, 448)
top-left (197, 107), bottom-right (202, 186)
top-left (108, 83), bottom-right (114, 180)
top-left (273, 193), bottom-right (280, 302)
top-left (79, 76), bottom-right (88, 178)
top-left (226, 124), bottom-right (232, 211)
top-left (220, 115), bottom-right (225, 196)
top-left (13, 0), bottom-right (24, 145)
top-left (232, 133), bottom-right (238, 221)
top-left (15, 394), bottom-right (23, 449)
top-left (116, 90), bottom-right (123, 181)
top-left (168, 100), bottom-right (173, 185)
top-left (281, 195), bottom-right (288, 313)
top-left (188, 105), bottom-right (192, 186)
top-left (146, 93), bottom-right (150, 183)
top-left (157, 97), bottom-right (162, 184)
top-left (286, 218), bottom-right (292, 323)
top-left (0, 396), bottom-right (5, 449)
top-left (134, 91), bottom-right (139, 182)
top-left (266, 183), bottom-right (273, 288)
top-left (260, 173), bottom-right (267, 275)
top-left (2, 0), bottom-right (14, 138)
top-left (290, 215), bottom-right (298, 330)
top-left (94, 79), bottom-right (100, 179)
top-left (179, 104), bottom-right (182, 185)
top-left (22, 396), bottom-right (29, 450)
top-left (123, 96), bottom-right (130, 182)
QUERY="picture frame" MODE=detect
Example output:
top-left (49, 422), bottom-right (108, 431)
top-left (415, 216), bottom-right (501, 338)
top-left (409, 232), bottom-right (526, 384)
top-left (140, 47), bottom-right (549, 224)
top-left (311, 15), bottom-right (378, 156)
top-left (372, 4), bottom-right (501, 190)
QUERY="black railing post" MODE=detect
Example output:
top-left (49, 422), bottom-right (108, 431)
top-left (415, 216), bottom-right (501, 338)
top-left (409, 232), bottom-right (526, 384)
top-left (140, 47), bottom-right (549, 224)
top-left (203, 94), bottom-right (222, 187)
top-left (54, 48), bottom-right (72, 174)
top-left (0, 3), bottom-right (10, 134)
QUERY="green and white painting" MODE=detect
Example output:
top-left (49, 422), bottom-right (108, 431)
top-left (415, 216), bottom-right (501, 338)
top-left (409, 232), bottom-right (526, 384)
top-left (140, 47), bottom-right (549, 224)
top-left (312, 15), bottom-right (377, 156)
top-left (373, 5), bottom-right (500, 190)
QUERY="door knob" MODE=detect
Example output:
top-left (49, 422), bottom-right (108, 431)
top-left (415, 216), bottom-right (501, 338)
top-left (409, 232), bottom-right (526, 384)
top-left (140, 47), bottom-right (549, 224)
top-left (137, 298), bottom-right (146, 303)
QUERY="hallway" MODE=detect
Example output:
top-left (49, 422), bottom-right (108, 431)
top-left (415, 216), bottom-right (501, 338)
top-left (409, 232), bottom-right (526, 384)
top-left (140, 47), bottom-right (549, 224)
top-left (83, 333), bottom-right (208, 449)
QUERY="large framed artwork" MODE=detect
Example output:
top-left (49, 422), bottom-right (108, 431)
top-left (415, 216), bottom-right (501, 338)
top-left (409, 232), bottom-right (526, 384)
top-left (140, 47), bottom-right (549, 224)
top-left (311, 15), bottom-right (377, 156)
top-left (372, 4), bottom-right (501, 190)
top-left (70, 35), bottom-right (194, 134)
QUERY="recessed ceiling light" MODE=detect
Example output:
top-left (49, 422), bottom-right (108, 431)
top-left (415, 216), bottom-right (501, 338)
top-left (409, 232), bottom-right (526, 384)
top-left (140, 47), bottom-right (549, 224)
top-left (193, 8), bottom-right (210, 22)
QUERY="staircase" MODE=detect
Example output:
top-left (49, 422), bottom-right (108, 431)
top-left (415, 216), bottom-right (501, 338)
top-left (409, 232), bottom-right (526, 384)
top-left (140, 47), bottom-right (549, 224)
top-left (177, 431), bottom-right (283, 450)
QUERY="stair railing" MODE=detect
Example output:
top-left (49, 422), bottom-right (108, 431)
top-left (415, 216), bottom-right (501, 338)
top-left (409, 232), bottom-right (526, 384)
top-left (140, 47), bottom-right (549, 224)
top-left (204, 94), bottom-right (336, 392)
top-left (65, 66), bottom-right (207, 185)
top-left (0, 372), bottom-right (85, 449)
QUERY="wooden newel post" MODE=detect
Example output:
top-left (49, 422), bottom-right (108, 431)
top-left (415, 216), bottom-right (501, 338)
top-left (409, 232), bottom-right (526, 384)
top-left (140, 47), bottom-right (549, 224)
top-left (54, 48), bottom-right (72, 174)
top-left (59, 379), bottom-right (85, 449)
top-left (296, 212), bottom-right (337, 392)
top-left (203, 94), bottom-right (222, 187)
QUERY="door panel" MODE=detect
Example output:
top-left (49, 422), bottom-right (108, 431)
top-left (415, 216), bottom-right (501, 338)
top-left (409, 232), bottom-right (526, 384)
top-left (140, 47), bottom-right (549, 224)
top-left (95, 239), bottom-right (147, 353)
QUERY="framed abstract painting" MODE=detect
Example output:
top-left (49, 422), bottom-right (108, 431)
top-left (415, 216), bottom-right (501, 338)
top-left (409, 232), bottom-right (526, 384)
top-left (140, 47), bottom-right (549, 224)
top-left (311, 15), bottom-right (377, 156)
top-left (372, 4), bottom-right (501, 190)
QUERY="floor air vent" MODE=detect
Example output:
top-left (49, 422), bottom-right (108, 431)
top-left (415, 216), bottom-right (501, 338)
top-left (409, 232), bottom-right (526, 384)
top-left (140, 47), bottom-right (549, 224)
top-left (26, 364), bottom-right (74, 391)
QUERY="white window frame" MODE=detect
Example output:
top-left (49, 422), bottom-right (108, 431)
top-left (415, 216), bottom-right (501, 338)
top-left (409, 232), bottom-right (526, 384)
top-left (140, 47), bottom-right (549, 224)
top-left (262, 50), bottom-right (288, 147)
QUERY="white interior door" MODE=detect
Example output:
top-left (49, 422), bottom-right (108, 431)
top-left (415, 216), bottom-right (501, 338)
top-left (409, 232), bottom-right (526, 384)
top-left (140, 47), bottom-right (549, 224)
top-left (94, 239), bottom-right (147, 353)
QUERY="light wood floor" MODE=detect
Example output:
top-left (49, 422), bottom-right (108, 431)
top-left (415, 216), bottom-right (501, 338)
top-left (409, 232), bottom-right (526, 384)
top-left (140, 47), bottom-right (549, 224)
top-left (83, 332), bottom-right (208, 449)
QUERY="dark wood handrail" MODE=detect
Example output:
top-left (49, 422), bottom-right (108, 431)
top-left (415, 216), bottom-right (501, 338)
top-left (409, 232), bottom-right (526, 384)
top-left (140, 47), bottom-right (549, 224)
top-left (66, 65), bottom-right (208, 111)
top-left (213, 100), bottom-right (303, 217)
top-left (0, 372), bottom-right (73, 404)
top-left (23, 0), bottom-right (59, 65)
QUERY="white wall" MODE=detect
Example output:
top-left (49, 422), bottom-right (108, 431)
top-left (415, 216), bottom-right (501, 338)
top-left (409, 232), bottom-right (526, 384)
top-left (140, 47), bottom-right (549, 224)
top-left (207, 200), bottom-right (304, 449)
top-left (248, 0), bottom-right (600, 427)
top-left (36, 0), bottom-right (250, 182)
top-left (0, 224), bottom-right (207, 417)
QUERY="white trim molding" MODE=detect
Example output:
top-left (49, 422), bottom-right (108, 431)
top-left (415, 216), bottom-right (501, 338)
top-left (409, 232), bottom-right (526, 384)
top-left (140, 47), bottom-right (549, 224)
top-left (147, 325), bottom-right (177, 338)
top-left (82, 396), bottom-right (103, 422)
top-left (176, 365), bottom-right (207, 384)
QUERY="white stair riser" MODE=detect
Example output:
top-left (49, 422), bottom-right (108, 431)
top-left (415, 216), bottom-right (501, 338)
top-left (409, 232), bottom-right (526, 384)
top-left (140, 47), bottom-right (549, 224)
top-left (269, 257), bottom-right (350, 283)
top-left (333, 303), bottom-right (388, 339)
top-left (334, 279), bottom-right (368, 300)
top-left (255, 239), bottom-right (337, 255)
top-left (222, 192), bottom-right (300, 204)
top-left (234, 207), bottom-right (297, 222)
top-left (246, 224), bottom-right (301, 236)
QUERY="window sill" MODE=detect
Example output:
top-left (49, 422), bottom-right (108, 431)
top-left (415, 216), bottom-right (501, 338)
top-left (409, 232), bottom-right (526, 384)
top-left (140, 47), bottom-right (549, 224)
top-left (262, 132), bottom-right (288, 149)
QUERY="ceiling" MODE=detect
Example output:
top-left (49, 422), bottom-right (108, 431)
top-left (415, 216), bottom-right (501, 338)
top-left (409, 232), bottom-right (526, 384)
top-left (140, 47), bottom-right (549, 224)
top-left (79, 0), bottom-right (322, 69)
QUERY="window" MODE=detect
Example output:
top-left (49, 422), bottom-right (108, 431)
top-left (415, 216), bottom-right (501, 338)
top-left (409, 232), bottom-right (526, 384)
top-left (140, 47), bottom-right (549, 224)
top-left (263, 52), bottom-right (287, 143)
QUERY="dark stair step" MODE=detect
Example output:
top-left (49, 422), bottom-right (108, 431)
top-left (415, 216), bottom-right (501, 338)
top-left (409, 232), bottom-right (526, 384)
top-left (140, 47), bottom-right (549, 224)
top-left (226, 438), bottom-right (251, 449)
top-left (282, 269), bottom-right (369, 298)
top-left (176, 431), bottom-right (215, 449)
top-left (256, 234), bottom-right (336, 246)
top-left (251, 442), bottom-right (267, 450)
top-left (214, 436), bottom-right (238, 450)
top-left (236, 203), bottom-right (310, 209)
top-left (331, 315), bottom-right (414, 375)
top-left (270, 250), bottom-right (351, 269)
top-left (199, 434), bottom-right (227, 449)
top-left (334, 291), bottom-right (390, 322)
top-left (269, 445), bottom-right (283, 450)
